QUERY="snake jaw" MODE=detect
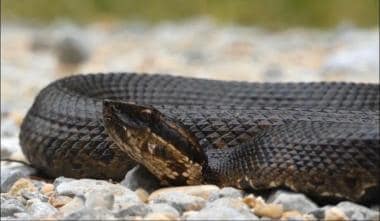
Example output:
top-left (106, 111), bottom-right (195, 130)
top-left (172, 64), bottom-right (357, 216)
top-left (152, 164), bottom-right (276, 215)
top-left (102, 100), bottom-right (206, 186)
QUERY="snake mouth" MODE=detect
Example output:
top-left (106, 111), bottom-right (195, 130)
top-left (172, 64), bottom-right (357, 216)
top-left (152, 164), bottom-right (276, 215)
top-left (102, 100), bottom-right (206, 185)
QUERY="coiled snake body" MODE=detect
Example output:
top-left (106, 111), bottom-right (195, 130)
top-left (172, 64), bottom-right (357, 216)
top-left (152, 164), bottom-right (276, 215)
top-left (20, 73), bottom-right (379, 202)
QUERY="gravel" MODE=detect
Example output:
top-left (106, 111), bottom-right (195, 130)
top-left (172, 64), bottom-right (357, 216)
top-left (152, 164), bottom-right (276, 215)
top-left (267, 190), bottom-right (318, 214)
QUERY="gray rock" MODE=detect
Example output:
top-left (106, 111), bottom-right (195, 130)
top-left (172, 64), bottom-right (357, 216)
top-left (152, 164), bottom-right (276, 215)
top-left (206, 197), bottom-right (250, 213)
top-left (52, 176), bottom-right (75, 186)
top-left (54, 36), bottom-right (89, 66)
top-left (208, 187), bottom-right (242, 201)
top-left (267, 190), bottom-right (318, 213)
top-left (64, 208), bottom-right (115, 220)
top-left (151, 192), bottom-right (206, 213)
top-left (336, 201), bottom-right (379, 221)
top-left (308, 205), bottom-right (332, 220)
top-left (21, 190), bottom-right (48, 202)
top-left (1, 194), bottom-right (26, 217)
top-left (115, 204), bottom-right (151, 217)
top-left (121, 165), bottom-right (160, 192)
top-left (148, 203), bottom-right (180, 217)
top-left (1, 161), bottom-right (36, 193)
top-left (84, 190), bottom-right (114, 210)
top-left (56, 178), bottom-right (141, 213)
top-left (26, 198), bottom-right (58, 218)
top-left (186, 207), bottom-right (258, 220)
top-left (58, 196), bottom-right (85, 215)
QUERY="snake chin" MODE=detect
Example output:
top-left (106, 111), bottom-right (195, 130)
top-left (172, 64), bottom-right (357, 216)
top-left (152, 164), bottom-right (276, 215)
top-left (102, 100), bottom-right (207, 186)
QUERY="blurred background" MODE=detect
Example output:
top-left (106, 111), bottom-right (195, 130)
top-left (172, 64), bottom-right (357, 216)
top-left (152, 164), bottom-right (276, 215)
top-left (1, 0), bottom-right (379, 141)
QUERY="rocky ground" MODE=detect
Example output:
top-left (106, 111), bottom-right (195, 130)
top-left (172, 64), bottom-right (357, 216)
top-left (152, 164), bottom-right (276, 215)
top-left (1, 19), bottom-right (379, 220)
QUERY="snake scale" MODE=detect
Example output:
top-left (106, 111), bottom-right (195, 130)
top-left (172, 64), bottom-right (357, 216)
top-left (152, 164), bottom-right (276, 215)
top-left (19, 73), bottom-right (379, 202)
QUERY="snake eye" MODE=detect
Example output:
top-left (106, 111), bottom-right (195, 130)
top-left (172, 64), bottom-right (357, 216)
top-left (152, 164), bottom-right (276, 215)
top-left (140, 109), bottom-right (153, 121)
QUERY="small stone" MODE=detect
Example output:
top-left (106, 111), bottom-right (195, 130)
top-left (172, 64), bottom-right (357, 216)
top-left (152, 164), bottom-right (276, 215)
top-left (281, 210), bottom-right (304, 221)
top-left (308, 206), bottom-right (332, 220)
top-left (186, 207), bottom-right (258, 220)
top-left (54, 36), bottom-right (89, 66)
top-left (144, 212), bottom-right (178, 220)
top-left (336, 201), bottom-right (379, 221)
top-left (8, 178), bottom-right (37, 196)
top-left (149, 185), bottom-right (219, 201)
top-left (1, 194), bottom-right (26, 217)
top-left (26, 198), bottom-right (58, 219)
top-left (21, 190), bottom-right (47, 202)
top-left (243, 194), bottom-right (256, 208)
top-left (121, 165), bottom-right (160, 192)
top-left (115, 204), bottom-right (151, 217)
top-left (41, 183), bottom-right (55, 195)
top-left (267, 190), bottom-right (318, 214)
top-left (325, 207), bottom-right (349, 221)
top-left (182, 210), bottom-right (198, 219)
top-left (206, 197), bottom-right (250, 213)
top-left (63, 208), bottom-right (115, 220)
top-left (135, 188), bottom-right (149, 203)
top-left (53, 176), bottom-right (75, 186)
top-left (1, 162), bottom-right (36, 193)
top-left (49, 195), bottom-right (73, 208)
top-left (253, 197), bottom-right (283, 219)
top-left (150, 191), bottom-right (205, 213)
top-left (55, 178), bottom-right (141, 210)
top-left (208, 186), bottom-right (242, 201)
top-left (59, 196), bottom-right (85, 215)
top-left (148, 203), bottom-right (180, 217)
top-left (84, 190), bottom-right (114, 210)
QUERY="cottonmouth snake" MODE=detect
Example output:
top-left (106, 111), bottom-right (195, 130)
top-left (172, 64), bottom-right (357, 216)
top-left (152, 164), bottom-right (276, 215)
top-left (19, 73), bottom-right (380, 202)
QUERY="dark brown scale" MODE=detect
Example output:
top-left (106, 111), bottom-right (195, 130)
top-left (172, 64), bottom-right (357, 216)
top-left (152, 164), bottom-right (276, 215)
top-left (19, 73), bottom-right (379, 201)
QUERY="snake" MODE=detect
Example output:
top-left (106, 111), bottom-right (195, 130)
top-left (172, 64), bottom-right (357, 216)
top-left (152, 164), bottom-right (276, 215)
top-left (19, 73), bottom-right (379, 202)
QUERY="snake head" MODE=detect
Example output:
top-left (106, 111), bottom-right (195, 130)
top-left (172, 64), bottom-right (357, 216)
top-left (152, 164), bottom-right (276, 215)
top-left (103, 100), bottom-right (206, 186)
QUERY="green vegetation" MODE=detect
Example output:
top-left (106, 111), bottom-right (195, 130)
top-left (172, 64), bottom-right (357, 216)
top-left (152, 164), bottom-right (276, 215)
top-left (2, 0), bottom-right (378, 28)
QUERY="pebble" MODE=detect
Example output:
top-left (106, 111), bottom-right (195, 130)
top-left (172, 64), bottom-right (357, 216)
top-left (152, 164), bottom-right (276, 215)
top-left (149, 191), bottom-right (205, 213)
top-left (84, 190), bottom-right (114, 210)
top-left (54, 36), bottom-right (89, 66)
top-left (115, 204), bottom-right (151, 217)
top-left (280, 210), bottom-right (304, 220)
top-left (207, 186), bottom-right (242, 201)
top-left (48, 195), bottom-right (72, 208)
top-left (121, 165), bottom-right (160, 192)
top-left (55, 178), bottom-right (141, 210)
top-left (268, 190), bottom-right (318, 214)
top-left (206, 197), bottom-right (250, 213)
top-left (8, 178), bottom-right (37, 196)
top-left (1, 162), bottom-right (36, 193)
top-left (58, 196), bottom-right (85, 215)
top-left (253, 196), bottom-right (284, 219)
top-left (149, 185), bottom-right (220, 201)
top-left (1, 194), bottom-right (26, 217)
top-left (148, 203), bottom-right (180, 217)
top-left (144, 212), bottom-right (178, 220)
top-left (63, 208), bottom-right (115, 220)
top-left (26, 198), bottom-right (58, 219)
top-left (40, 183), bottom-right (55, 195)
top-left (135, 188), bottom-right (149, 203)
top-left (336, 201), bottom-right (380, 221)
top-left (186, 207), bottom-right (258, 220)
top-left (325, 207), bottom-right (349, 221)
